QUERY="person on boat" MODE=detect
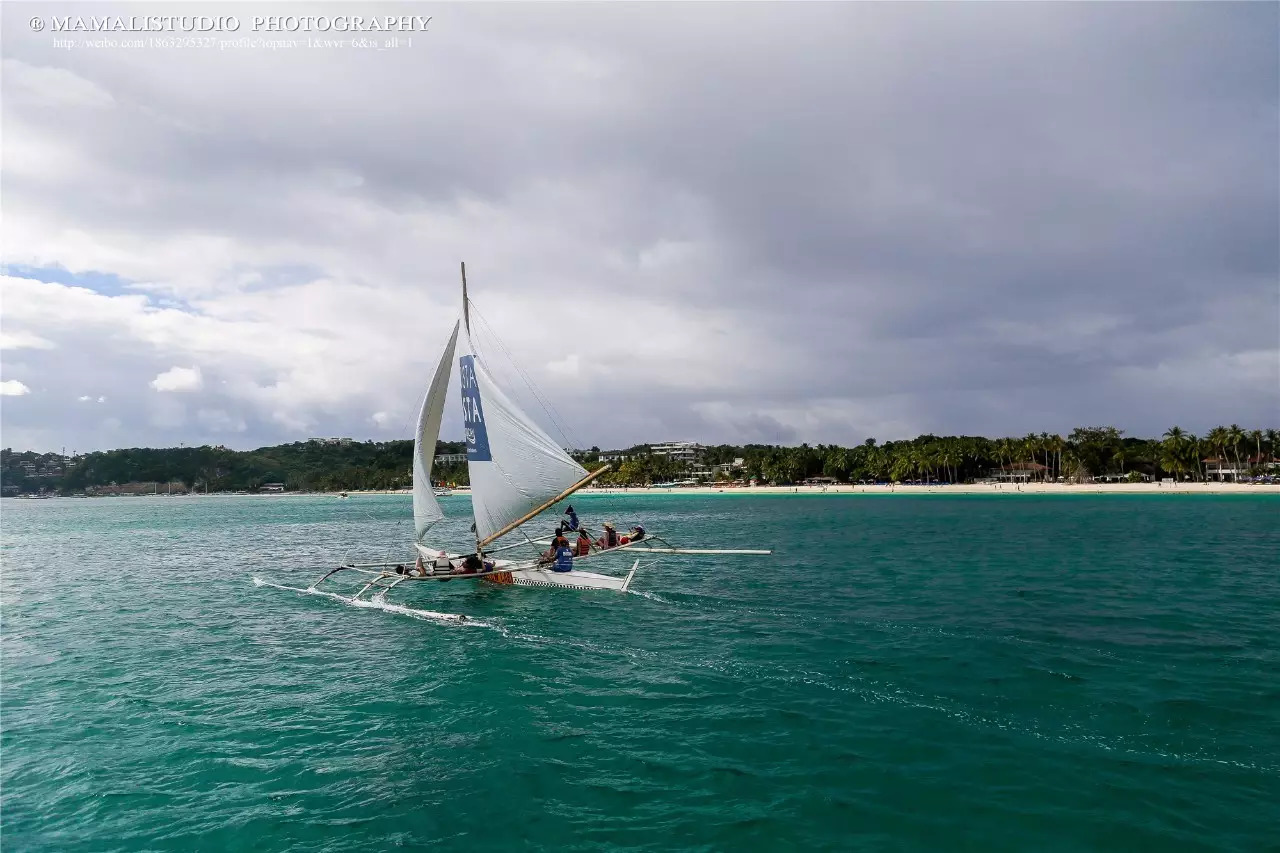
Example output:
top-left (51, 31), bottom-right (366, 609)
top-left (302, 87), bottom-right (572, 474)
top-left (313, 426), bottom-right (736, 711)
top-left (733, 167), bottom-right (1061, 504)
top-left (540, 533), bottom-right (570, 565)
top-left (550, 537), bottom-right (575, 573)
top-left (459, 554), bottom-right (484, 574)
top-left (430, 551), bottom-right (453, 575)
top-left (564, 505), bottom-right (580, 532)
top-left (629, 525), bottom-right (645, 542)
top-left (595, 522), bottom-right (620, 550)
top-left (575, 529), bottom-right (592, 557)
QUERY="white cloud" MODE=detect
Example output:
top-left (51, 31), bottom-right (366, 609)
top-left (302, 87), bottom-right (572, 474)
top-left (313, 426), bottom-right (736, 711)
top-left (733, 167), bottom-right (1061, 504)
top-left (0, 380), bottom-right (32, 396)
top-left (0, 330), bottom-right (55, 350)
top-left (1, 59), bottom-right (116, 109)
top-left (150, 366), bottom-right (203, 393)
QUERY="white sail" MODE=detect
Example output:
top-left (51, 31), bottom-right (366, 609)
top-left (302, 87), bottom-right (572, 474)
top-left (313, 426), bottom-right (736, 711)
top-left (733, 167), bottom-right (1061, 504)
top-left (412, 320), bottom-right (461, 543)
top-left (459, 338), bottom-right (588, 543)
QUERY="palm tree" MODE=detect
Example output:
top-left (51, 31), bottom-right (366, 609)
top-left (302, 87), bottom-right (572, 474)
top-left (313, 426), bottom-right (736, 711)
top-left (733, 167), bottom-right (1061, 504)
top-left (1111, 443), bottom-right (1126, 477)
top-left (1249, 429), bottom-right (1263, 474)
top-left (1205, 426), bottom-right (1228, 480)
top-left (1227, 424), bottom-right (1245, 481)
top-left (1163, 426), bottom-right (1188, 481)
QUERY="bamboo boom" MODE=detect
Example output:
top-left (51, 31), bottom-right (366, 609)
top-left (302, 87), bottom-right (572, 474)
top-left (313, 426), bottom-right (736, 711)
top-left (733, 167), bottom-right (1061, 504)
top-left (629, 547), bottom-right (772, 555)
top-left (478, 465), bottom-right (611, 548)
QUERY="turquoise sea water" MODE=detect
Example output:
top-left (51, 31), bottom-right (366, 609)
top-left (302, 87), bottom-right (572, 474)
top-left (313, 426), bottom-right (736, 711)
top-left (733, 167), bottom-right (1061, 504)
top-left (3, 493), bottom-right (1278, 851)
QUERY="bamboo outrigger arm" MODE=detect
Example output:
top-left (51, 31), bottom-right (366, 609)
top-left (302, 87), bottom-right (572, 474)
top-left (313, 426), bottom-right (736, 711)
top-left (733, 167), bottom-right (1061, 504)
top-left (478, 464), bottom-right (611, 548)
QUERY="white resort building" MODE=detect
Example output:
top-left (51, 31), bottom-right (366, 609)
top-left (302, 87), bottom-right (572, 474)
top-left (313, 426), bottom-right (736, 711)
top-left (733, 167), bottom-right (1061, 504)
top-left (435, 453), bottom-right (468, 464)
top-left (650, 442), bottom-right (705, 464)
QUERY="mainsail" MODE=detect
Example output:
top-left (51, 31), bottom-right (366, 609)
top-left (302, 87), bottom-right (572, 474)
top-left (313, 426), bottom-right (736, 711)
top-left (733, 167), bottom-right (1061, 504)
top-left (412, 320), bottom-right (461, 543)
top-left (459, 335), bottom-right (589, 544)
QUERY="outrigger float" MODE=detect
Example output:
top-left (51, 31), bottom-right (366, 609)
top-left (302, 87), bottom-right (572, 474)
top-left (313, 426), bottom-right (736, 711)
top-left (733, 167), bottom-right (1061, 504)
top-left (287, 263), bottom-right (770, 607)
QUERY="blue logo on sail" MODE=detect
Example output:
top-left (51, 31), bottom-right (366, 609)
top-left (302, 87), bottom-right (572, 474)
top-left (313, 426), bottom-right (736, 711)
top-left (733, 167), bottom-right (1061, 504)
top-left (459, 355), bottom-right (491, 462)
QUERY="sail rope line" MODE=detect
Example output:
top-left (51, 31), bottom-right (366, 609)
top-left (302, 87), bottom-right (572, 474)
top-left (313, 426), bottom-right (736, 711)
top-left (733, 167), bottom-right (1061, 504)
top-left (467, 301), bottom-right (588, 455)
top-left (468, 304), bottom-right (583, 454)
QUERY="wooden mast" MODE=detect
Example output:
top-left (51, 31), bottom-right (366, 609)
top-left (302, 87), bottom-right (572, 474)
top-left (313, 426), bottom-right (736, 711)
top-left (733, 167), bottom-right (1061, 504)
top-left (462, 261), bottom-right (482, 559)
top-left (478, 464), bottom-right (611, 549)
top-left (461, 261), bottom-right (470, 336)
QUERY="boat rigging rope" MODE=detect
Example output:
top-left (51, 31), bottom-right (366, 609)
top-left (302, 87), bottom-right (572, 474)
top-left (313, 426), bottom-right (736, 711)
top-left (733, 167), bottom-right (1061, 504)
top-left (467, 301), bottom-right (588, 455)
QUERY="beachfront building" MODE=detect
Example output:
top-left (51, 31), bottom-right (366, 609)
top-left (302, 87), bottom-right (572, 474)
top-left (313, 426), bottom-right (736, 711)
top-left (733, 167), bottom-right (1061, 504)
top-left (650, 442), bottom-right (705, 465)
top-left (260, 483), bottom-right (286, 492)
top-left (435, 452), bottom-right (467, 464)
top-left (711, 458), bottom-right (746, 478)
top-left (988, 462), bottom-right (1049, 483)
top-left (308, 437), bottom-right (354, 446)
top-left (1203, 458), bottom-right (1247, 481)
top-left (1204, 456), bottom-right (1280, 481)
top-left (599, 451), bottom-right (630, 463)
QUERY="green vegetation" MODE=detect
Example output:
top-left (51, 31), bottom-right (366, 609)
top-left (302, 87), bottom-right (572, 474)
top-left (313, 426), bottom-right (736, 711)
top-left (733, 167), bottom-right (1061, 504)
top-left (3, 426), bottom-right (1276, 495)
top-left (1, 440), bottom-right (466, 495)
top-left (585, 426), bottom-right (1279, 486)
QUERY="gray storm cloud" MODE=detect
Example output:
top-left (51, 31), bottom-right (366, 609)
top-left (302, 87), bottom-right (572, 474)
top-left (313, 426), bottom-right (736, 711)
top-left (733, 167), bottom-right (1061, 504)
top-left (1, 2), bottom-right (1276, 453)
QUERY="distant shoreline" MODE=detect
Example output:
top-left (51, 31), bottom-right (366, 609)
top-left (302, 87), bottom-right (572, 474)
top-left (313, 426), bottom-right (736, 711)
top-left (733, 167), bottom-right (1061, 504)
top-left (11, 482), bottom-right (1275, 500)
top-left (216, 482), bottom-right (1279, 497)
top-left (581, 482), bottom-right (1277, 496)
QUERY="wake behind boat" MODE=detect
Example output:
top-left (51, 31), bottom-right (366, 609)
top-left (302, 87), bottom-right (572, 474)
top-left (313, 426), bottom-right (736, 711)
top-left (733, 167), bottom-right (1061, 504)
top-left (272, 263), bottom-right (769, 609)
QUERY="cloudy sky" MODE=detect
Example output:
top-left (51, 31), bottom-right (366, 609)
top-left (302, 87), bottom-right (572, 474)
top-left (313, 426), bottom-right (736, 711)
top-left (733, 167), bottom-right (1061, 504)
top-left (2, 2), bottom-right (1277, 454)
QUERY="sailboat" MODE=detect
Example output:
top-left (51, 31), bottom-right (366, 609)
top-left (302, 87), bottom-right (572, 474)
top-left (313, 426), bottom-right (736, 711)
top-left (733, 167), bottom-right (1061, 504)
top-left (295, 263), bottom-right (770, 605)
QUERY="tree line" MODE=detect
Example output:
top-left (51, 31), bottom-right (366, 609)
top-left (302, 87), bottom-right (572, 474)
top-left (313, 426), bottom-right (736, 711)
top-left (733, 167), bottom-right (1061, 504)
top-left (584, 425), bottom-right (1278, 486)
top-left (1, 440), bottom-right (465, 495)
top-left (1, 425), bottom-right (1275, 495)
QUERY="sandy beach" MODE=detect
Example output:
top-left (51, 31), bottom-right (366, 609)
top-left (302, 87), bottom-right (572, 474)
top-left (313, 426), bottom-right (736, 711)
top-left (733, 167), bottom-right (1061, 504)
top-left (337, 482), bottom-right (1276, 497)
top-left (583, 482), bottom-right (1275, 496)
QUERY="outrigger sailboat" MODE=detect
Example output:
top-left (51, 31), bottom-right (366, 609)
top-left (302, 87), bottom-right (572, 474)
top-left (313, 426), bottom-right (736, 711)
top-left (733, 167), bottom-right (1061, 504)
top-left (294, 263), bottom-right (770, 605)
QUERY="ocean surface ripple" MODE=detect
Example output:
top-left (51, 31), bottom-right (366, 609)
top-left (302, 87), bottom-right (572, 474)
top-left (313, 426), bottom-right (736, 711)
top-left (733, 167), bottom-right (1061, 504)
top-left (3, 493), bottom-right (1277, 851)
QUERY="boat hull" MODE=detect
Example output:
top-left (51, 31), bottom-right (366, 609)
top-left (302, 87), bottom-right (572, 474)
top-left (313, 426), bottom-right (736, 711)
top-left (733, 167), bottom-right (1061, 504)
top-left (504, 567), bottom-right (629, 590)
